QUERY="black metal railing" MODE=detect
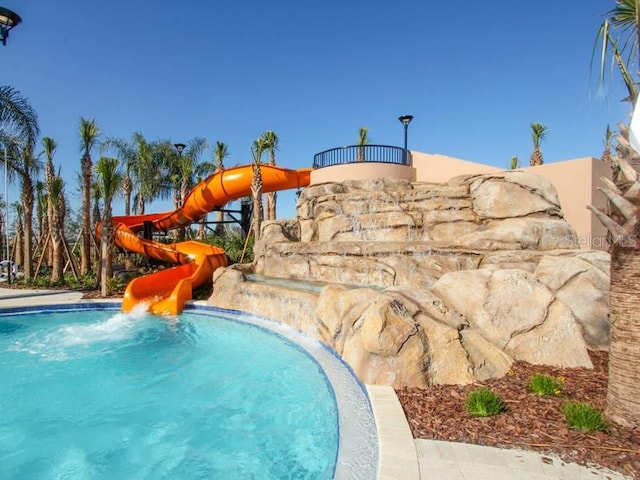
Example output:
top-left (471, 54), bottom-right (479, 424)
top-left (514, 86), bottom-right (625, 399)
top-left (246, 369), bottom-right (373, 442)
top-left (312, 145), bottom-right (410, 169)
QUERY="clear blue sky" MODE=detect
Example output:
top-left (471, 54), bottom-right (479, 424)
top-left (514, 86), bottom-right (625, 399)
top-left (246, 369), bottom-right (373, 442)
top-left (1, 0), bottom-right (631, 221)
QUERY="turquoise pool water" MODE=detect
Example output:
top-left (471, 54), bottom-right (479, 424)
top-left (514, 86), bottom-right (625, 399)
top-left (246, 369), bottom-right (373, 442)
top-left (0, 308), bottom-right (340, 479)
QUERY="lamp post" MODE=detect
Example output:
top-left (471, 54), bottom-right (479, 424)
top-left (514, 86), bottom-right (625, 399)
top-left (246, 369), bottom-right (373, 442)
top-left (3, 142), bottom-right (10, 283)
top-left (0, 6), bottom-right (21, 46)
top-left (398, 115), bottom-right (414, 165)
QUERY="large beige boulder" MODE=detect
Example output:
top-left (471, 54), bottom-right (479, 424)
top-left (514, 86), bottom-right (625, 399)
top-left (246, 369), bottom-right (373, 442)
top-left (210, 172), bottom-right (609, 388)
top-left (430, 269), bottom-right (593, 368)
top-left (534, 253), bottom-right (610, 349)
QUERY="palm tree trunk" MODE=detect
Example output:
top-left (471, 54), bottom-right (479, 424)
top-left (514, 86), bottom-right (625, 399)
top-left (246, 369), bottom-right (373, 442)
top-left (215, 210), bottom-right (225, 237)
top-left (81, 154), bottom-right (92, 275)
top-left (100, 217), bottom-right (113, 297)
top-left (22, 185), bottom-right (34, 279)
top-left (123, 176), bottom-right (132, 216)
top-left (14, 221), bottom-right (23, 270)
top-left (265, 191), bottom-right (277, 220)
top-left (51, 229), bottom-right (63, 283)
top-left (606, 246), bottom-right (640, 426)
top-left (251, 165), bottom-right (264, 242)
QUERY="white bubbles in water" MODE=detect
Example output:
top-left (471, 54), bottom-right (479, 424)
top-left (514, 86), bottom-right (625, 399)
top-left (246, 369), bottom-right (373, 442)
top-left (9, 307), bottom-right (153, 360)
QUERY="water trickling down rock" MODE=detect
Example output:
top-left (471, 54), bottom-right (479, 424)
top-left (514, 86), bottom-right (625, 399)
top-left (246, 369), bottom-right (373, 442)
top-left (209, 172), bottom-right (610, 388)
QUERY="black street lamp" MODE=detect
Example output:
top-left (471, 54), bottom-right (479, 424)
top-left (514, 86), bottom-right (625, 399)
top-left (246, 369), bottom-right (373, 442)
top-left (398, 115), bottom-right (414, 165)
top-left (0, 6), bottom-right (21, 46)
top-left (174, 143), bottom-right (186, 155)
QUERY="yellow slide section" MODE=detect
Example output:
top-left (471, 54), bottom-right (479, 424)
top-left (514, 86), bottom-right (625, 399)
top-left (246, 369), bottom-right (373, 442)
top-left (99, 164), bottom-right (312, 315)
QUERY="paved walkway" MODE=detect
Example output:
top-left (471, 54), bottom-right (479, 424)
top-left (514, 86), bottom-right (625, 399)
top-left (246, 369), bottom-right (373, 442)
top-left (0, 286), bottom-right (84, 307)
top-left (0, 288), bottom-right (633, 480)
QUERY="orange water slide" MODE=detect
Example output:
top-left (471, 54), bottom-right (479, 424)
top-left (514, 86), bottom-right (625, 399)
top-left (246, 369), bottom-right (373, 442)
top-left (100, 164), bottom-right (312, 315)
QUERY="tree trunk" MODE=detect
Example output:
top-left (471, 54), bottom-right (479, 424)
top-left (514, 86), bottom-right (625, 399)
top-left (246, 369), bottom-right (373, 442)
top-left (22, 185), bottom-right (34, 280)
top-left (606, 246), bottom-right (640, 427)
top-left (265, 191), bottom-right (276, 220)
top-left (100, 211), bottom-right (113, 298)
top-left (123, 176), bottom-right (132, 216)
top-left (51, 228), bottom-right (63, 283)
top-left (251, 165), bottom-right (263, 242)
top-left (81, 154), bottom-right (92, 275)
top-left (215, 210), bottom-right (225, 237)
top-left (14, 222), bottom-right (23, 269)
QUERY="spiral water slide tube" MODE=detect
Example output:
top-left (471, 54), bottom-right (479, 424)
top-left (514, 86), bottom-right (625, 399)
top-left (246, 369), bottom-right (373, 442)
top-left (99, 164), bottom-right (312, 316)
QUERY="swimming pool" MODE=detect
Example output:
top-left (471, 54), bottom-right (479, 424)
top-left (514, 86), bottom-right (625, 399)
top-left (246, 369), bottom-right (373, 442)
top-left (0, 304), bottom-right (378, 479)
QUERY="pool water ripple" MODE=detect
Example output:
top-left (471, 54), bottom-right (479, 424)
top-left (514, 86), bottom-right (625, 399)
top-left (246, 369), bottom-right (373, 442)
top-left (0, 307), bottom-right (379, 479)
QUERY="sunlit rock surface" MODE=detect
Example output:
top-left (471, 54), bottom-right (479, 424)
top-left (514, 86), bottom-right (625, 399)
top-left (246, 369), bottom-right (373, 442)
top-left (209, 172), bottom-right (610, 388)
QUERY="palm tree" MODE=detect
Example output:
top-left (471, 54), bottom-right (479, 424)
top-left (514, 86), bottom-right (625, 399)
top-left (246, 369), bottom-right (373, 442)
top-left (42, 136), bottom-right (57, 265)
top-left (213, 141), bottom-right (229, 237)
top-left (509, 156), bottom-right (520, 170)
top-left (134, 136), bottom-right (165, 214)
top-left (529, 123), bottom-right (547, 166)
top-left (194, 158), bottom-right (217, 239)
top-left (12, 201), bottom-right (22, 270)
top-left (588, 1), bottom-right (640, 428)
top-left (0, 87), bottom-right (39, 272)
top-left (262, 131), bottom-right (279, 220)
top-left (250, 138), bottom-right (267, 241)
top-left (594, 0), bottom-right (640, 105)
top-left (602, 125), bottom-right (615, 167)
top-left (357, 127), bottom-right (369, 162)
top-left (79, 117), bottom-right (100, 275)
top-left (0, 86), bottom-right (39, 147)
top-left (48, 176), bottom-right (66, 283)
top-left (101, 134), bottom-right (137, 216)
top-left (178, 138), bottom-right (209, 211)
top-left (167, 138), bottom-right (209, 241)
top-left (94, 157), bottom-right (123, 297)
top-left (16, 145), bottom-right (40, 279)
top-left (588, 125), bottom-right (640, 427)
top-left (35, 180), bottom-right (46, 248)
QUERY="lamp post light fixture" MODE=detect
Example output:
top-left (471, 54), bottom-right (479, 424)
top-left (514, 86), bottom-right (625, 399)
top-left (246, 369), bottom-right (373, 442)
top-left (398, 114), bottom-right (414, 165)
top-left (0, 6), bottom-right (21, 46)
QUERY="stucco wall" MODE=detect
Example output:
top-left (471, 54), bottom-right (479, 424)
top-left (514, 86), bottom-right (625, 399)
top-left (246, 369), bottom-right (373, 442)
top-left (519, 157), bottom-right (610, 251)
top-left (412, 152), bottom-right (502, 182)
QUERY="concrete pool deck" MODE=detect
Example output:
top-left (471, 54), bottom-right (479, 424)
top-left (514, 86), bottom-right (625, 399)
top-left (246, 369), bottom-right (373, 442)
top-left (0, 287), bottom-right (632, 480)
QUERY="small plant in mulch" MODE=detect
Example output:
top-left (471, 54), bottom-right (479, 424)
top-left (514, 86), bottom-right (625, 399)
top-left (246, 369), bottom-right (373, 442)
top-left (528, 373), bottom-right (564, 396)
top-left (562, 401), bottom-right (608, 432)
top-left (465, 388), bottom-right (505, 417)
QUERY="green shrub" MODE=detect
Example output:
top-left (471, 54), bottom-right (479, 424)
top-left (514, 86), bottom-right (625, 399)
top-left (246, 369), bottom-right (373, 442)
top-left (528, 373), bottom-right (564, 396)
top-left (562, 401), bottom-right (608, 432)
top-left (465, 388), bottom-right (505, 417)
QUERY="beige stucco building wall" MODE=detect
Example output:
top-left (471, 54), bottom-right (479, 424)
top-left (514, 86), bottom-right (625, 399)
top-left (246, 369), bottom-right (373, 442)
top-left (309, 151), bottom-right (611, 250)
top-left (519, 157), bottom-right (610, 250)
top-left (411, 152), bottom-right (502, 182)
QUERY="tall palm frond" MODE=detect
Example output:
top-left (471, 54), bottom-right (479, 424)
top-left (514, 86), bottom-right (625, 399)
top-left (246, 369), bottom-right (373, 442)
top-left (593, 11), bottom-right (640, 104)
top-left (0, 85), bottom-right (39, 147)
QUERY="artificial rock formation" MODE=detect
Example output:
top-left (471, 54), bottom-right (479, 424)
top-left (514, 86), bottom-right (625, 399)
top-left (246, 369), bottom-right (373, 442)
top-left (209, 172), bottom-right (610, 388)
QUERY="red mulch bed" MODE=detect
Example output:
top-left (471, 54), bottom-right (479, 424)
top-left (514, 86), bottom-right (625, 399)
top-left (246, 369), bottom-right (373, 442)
top-left (396, 351), bottom-right (639, 479)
